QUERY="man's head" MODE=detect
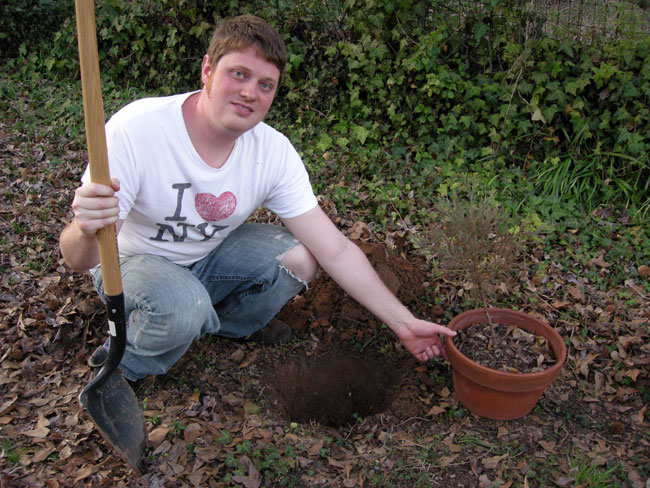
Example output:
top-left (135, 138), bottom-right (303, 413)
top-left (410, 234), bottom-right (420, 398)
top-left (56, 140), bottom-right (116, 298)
top-left (206, 15), bottom-right (286, 83)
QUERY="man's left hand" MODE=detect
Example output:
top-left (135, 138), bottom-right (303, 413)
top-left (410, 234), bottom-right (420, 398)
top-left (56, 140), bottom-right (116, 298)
top-left (396, 319), bottom-right (457, 362)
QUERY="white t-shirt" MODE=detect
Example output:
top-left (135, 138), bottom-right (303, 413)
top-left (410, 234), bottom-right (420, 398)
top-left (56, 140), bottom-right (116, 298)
top-left (82, 92), bottom-right (318, 266)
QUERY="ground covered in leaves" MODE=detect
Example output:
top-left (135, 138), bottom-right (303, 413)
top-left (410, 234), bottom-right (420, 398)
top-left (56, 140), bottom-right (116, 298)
top-left (1, 93), bottom-right (649, 488)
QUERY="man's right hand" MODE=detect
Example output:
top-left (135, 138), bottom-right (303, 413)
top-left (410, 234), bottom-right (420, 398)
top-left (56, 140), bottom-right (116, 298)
top-left (71, 178), bottom-right (121, 236)
top-left (60, 178), bottom-right (122, 271)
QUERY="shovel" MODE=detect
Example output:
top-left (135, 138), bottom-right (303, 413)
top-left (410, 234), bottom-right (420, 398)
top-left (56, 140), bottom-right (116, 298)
top-left (74, 0), bottom-right (147, 473)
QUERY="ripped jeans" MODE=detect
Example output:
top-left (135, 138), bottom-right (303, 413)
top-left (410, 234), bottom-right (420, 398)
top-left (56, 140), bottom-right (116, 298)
top-left (91, 223), bottom-right (306, 381)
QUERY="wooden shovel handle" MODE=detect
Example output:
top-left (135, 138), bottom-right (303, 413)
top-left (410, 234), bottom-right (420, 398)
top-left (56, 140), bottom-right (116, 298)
top-left (74, 0), bottom-right (122, 296)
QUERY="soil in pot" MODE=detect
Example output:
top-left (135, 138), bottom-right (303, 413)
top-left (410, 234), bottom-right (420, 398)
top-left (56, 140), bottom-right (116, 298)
top-left (263, 348), bottom-right (401, 427)
top-left (455, 322), bottom-right (557, 373)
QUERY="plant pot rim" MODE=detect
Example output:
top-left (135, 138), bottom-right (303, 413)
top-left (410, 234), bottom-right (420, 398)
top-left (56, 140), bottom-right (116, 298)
top-left (446, 307), bottom-right (566, 385)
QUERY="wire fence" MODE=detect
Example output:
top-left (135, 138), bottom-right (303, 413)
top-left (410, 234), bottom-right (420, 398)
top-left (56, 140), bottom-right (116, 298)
top-left (533, 0), bottom-right (650, 42)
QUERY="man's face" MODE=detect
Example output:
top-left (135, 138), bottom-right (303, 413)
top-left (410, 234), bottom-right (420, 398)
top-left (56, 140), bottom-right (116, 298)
top-left (200, 46), bottom-right (280, 137)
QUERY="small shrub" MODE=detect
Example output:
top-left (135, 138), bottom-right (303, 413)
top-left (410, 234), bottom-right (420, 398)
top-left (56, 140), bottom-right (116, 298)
top-left (422, 179), bottom-right (524, 344)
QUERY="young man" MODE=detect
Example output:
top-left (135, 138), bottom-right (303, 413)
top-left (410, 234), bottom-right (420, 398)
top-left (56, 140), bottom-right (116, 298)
top-left (60, 15), bottom-right (455, 382)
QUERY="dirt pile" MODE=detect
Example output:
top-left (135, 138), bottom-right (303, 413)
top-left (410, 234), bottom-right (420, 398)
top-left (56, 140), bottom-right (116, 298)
top-left (277, 241), bottom-right (433, 338)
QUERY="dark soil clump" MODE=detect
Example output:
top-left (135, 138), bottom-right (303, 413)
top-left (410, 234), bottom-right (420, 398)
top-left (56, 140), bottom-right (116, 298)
top-left (277, 241), bottom-right (435, 341)
top-left (455, 322), bottom-right (557, 373)
top-left (265, 349), bottom-right (402, 426)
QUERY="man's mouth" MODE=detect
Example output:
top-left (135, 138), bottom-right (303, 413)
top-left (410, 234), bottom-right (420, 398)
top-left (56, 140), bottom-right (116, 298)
top-left (233, 102), bottom-right (253, 113)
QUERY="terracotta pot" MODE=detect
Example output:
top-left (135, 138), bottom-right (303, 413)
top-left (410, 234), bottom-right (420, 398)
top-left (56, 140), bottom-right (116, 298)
top-left (446, 308), bottom-right (566, 420)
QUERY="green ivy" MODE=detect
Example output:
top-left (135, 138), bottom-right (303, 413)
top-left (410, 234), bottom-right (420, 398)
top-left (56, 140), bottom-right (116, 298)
top-left (2, 0), bottom-right (649, 227)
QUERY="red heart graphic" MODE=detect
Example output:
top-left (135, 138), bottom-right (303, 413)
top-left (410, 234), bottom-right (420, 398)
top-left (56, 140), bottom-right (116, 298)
top-left (195, 192), bottom-right (237, 221)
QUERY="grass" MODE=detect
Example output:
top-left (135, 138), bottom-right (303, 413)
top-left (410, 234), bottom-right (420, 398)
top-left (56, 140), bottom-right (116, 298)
top-left (0, 437), bottom-right (19, 464)
top-left (569, 456), bottom-right (628, 488)
top-left (168, 419), bottom-right (185, 436)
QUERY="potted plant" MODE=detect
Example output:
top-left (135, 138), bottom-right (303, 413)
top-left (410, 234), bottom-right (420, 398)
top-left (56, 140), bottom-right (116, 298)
top-left (425, 184), bottom-right (566, 420)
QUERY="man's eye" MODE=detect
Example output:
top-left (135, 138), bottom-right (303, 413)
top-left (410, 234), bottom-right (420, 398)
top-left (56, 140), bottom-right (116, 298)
top-left (232, 70), bottom-right (244, 79)
top-left (260, 82), bottom-right (273, 91)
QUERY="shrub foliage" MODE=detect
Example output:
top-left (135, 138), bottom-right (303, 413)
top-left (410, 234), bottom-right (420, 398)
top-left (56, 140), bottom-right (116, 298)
top-left (2, 0), bottom-right (649, 222)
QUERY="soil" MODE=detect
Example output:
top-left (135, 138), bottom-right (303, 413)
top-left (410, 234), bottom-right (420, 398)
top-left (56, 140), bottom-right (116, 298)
top-left (276, 241), bottom-right (433, 336)
top-left (454, 322), bottom-right (557, 373)
top-left (266, 241), bottom-right (437, 423)
top-left (264, 348), bottom-right (402, 427)
top-left (265, 242), bottom-right (560, 426)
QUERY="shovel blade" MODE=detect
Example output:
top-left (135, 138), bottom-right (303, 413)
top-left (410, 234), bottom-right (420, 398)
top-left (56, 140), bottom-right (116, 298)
top-left (80, 369), bottom-right (148, 473)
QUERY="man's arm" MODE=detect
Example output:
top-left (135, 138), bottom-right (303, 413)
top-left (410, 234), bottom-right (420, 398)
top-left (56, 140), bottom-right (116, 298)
top-left (60, 179), bottom-right (122, 271)
top-left (281, 206), bottom-right (456, 362)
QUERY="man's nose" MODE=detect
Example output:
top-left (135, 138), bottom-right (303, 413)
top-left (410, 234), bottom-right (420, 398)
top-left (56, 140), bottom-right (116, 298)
top-left (240, 80), bottom-right (256, 100)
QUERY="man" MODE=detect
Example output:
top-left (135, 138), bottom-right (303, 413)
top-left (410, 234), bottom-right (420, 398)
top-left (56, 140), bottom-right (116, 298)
top-left (60, 15), bottom-right (455, 382)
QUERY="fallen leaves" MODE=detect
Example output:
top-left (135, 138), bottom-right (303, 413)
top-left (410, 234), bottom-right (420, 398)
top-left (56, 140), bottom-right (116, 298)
top-left (20, 413), bottom-right (50, 439)
top-left (538, 439), bottom-right (556, 453)
top-left (633, 405), bottom-right (647, 425)
top-left (148, 426), bottom-right (170, 448)
top-left (231, 456), bottom-right (261, 488)
top-left (1, 93), bottom-right (649, 488)
top-left (567, 285), bottom-right (586, 303)
top-left (425, 404), bottom-right (448, 416)
top-left (482, 454), bottom-right (507, 470)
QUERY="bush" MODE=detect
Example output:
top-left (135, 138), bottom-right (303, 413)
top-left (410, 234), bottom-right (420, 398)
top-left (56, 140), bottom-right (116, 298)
top-left (3, 0), bottom-right (649, 222)
top-left (0, 0), bottom-right (72, 59)
top-left (273, 1), bottom-right (649, 220)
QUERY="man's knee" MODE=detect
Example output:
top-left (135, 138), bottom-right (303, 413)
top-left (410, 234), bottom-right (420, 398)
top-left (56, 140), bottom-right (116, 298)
top-left (128, 285), bottom-right (211, 337)
top-left (120, 260), bottom-right (215, 347)
top-left (280, 244), bottom-right (319, 283)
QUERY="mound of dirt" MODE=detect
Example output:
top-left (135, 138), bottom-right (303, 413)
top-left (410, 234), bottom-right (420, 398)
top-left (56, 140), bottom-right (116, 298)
top-left (277, 241), bottom-right (432, 338)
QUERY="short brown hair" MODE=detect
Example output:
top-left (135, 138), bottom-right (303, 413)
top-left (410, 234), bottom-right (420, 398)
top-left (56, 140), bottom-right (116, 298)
top-left (207, 15), bottom-right (286, 80)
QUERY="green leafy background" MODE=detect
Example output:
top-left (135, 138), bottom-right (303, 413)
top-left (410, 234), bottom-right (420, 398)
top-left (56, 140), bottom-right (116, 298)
top-left (1, 0), bottom-right (649, 257)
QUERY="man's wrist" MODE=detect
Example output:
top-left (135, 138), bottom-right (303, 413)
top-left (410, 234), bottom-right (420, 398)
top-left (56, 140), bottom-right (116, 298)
top-left (386, 310), bottom-right (416, 338)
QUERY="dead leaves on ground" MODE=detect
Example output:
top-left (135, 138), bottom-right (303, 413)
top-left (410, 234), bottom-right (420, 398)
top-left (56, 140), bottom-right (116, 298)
top-left (1, 95), bottom-right (649, 487)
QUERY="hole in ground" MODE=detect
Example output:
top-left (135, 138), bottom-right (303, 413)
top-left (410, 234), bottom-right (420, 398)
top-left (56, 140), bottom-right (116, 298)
top-left (264, 348), bottom-right (402, 427)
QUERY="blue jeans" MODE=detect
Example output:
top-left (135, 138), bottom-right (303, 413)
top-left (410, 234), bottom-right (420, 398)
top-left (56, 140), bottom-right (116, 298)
top-left (91, 223), bottom-right (307, 381)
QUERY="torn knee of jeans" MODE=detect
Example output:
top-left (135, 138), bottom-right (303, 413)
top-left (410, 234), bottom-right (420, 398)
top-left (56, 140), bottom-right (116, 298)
top-left (276, 244), bottom-right (319, 286)
top-left (278, 262), bottom-right (313, 290)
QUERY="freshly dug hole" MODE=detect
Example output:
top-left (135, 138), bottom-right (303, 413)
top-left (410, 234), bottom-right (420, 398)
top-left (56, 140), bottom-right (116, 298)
top-left (265, 350), bottom-right (401, 427)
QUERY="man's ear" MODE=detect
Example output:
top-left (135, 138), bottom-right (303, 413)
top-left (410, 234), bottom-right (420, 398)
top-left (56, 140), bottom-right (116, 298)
top-left (201, 54), bottom-right (211, 86)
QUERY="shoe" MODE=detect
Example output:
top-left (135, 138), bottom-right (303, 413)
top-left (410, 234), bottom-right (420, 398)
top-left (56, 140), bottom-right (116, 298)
top-left (246, 318), bottom-right (292, 345)
top-left (88, 346), bottom-right (108, 380)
